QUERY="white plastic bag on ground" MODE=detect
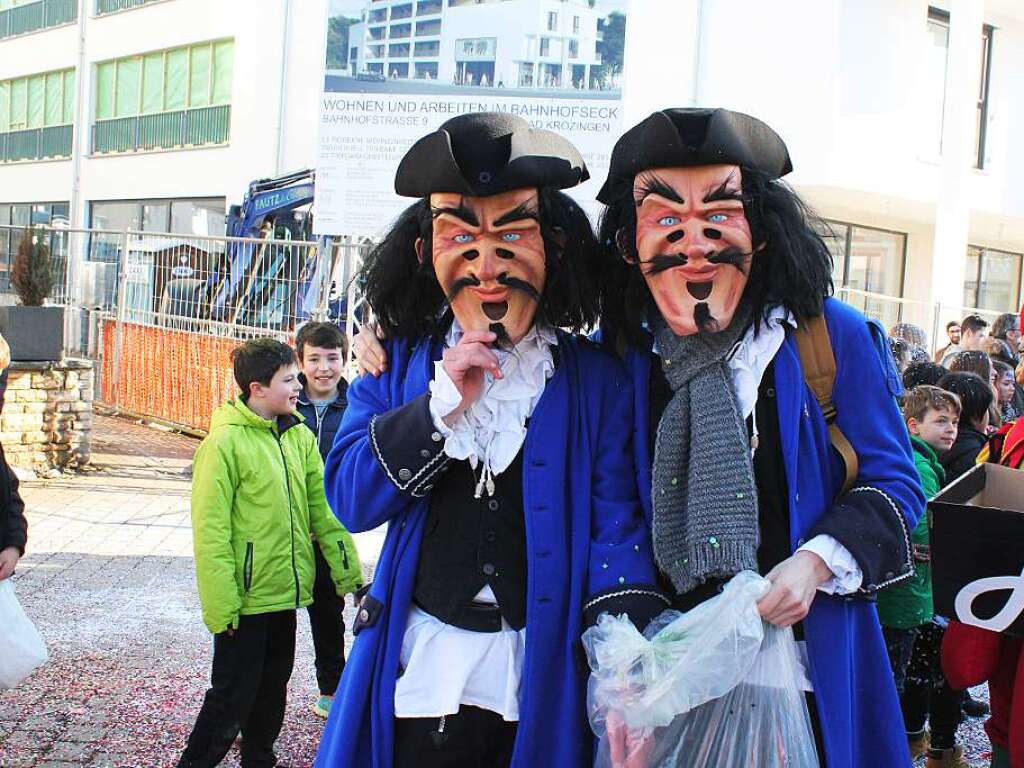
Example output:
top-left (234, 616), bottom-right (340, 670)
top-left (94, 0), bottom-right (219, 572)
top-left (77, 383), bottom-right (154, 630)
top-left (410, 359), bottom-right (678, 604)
top-left (0, 578), bottom-right (48, 689)
top-left (583, 570), bottom-right (819, 768)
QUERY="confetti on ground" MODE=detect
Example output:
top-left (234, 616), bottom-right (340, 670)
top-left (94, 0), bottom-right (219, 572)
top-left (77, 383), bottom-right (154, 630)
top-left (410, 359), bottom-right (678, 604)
top-left (0, 413), bottom-right (998, 767)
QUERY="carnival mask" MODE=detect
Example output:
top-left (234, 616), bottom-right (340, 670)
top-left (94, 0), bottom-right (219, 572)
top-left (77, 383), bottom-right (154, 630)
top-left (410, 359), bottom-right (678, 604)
top-left (426, 188), bottom-right (545, 344)
top-left (632, 165), bottom-right (753, 336)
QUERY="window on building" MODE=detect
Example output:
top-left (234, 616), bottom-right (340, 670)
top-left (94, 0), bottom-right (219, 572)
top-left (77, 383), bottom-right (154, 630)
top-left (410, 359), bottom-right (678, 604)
top-left (89, 198), bottom-right (225, 244)
top-left (573, 15), bottom-right (579, 34)
top-left (93, 40), bottom-right (234, 154)
top-left (518, 62), bottom-right (534, 87)
top-left (0, 201), bottom-right (68, 289)
top-left (568, 39), bottom-right (579, 59)
top-left (540, 37), bottom-right (550, 57)
top-left (963, 246), bottom-right (1022, 311)
top-left (823, 219), bottom-right (907, 327)
top-left (95, 0), bottom-right (165, 15)
top-left (0, 0), bottom-right (77, 39)
top-left (925, 8), bottom-right (993, 168)
top-left (547, 11), bottom-right (557, 31)
top-left (389, 23), bottom-right (411, 39)
top-left (0, 68), bottom-right (75, 162)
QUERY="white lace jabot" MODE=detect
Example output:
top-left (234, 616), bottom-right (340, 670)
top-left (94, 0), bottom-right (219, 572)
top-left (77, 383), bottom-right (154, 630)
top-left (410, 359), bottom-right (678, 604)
top-left (428, 321), bottom-right (557, 497)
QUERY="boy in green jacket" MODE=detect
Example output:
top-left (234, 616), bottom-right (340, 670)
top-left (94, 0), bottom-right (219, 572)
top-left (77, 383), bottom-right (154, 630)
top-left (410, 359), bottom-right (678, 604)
top-left (879, 385), bottom-right (964, 768)
top-left (179, 339), bottom-right (362, 768)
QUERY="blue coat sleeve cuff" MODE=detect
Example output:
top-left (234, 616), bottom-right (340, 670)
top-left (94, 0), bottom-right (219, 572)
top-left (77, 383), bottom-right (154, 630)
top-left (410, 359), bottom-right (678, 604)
top-left (806, 485), bottom-right (913, 593)
top-left (368, 393), bottom-right (450, 497)
top-left (582, 584), bottom-right (670, 631)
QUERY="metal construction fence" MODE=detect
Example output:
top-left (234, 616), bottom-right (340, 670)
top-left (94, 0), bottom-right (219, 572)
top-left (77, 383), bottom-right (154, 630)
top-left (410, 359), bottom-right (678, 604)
top-left (0, 222), bottom-right (1015, 434)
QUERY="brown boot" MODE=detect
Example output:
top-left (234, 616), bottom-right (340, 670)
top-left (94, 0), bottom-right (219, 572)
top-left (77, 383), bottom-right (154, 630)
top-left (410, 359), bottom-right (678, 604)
top-left (925, 745), bottom-right (969, 768)
top-left (908, 730), bottom-right (930, 760)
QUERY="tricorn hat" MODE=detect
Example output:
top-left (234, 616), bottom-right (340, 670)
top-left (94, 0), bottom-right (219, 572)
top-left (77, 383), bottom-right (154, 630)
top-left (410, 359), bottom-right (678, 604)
top-left (395, 112), bottom-right (589, 198)
top-left (597, 108), bottom-right (792, 204)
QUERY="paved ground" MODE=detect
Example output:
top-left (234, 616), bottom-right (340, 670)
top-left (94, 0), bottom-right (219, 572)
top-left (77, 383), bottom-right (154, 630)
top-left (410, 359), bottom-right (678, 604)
top-left (0, 412), bottom-right (996, 767)
top-left (0, 414), bottom-right (384, 768)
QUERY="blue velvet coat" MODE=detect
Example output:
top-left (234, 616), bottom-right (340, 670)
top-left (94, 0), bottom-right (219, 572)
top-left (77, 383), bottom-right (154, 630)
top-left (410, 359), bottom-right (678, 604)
top-left (617, 298), bottom-right (925, 768)
top-left (315, 331), bottom-right (658, 768)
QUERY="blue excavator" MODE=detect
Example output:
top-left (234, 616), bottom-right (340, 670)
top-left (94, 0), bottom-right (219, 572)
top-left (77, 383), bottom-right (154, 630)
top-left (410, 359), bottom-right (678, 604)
top-left (159, 169), bottom-right (349, 332)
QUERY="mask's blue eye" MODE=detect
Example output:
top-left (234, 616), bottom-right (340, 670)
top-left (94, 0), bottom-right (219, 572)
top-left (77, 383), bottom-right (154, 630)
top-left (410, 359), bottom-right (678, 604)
top-left (453, 233), bottom-right (474, 244)
top-left (707, 213), bottom-right (728, 223)
top-left (500, 232), bottom-right (521, 242)
top-left (658, 216), bottom-right (680, 227)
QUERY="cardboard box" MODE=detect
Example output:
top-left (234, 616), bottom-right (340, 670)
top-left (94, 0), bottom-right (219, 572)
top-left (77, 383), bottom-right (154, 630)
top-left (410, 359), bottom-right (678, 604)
top-left (930, 462), bottom-right (1024, 637)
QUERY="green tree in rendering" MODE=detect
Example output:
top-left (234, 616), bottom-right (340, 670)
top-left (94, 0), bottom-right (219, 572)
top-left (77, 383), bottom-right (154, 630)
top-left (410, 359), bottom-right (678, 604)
top-left (326, 16), bottom-right (358, 69)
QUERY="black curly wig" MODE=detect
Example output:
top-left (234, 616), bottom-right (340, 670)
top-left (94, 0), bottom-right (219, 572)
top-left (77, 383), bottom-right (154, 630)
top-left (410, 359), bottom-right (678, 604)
top-left (359, 188), bottom-right (602, 341)
top-left (597, 167), bottom-right (835, 346)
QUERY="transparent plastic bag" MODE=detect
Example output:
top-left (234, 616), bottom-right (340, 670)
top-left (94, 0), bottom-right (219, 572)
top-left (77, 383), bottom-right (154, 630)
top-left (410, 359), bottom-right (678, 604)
top-left (0, 578), bottom-right (48, 689)
top-left (583, 571), bottom-right (820, 768)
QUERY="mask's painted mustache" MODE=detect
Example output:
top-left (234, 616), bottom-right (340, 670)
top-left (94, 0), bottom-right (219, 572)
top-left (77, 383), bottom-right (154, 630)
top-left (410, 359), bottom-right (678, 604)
top-left (641, 246), bottom-right (751, 277)
top-left (497, 273), bottom-right (541, 300)
top-left (446, 275), bottom-right (480, 303)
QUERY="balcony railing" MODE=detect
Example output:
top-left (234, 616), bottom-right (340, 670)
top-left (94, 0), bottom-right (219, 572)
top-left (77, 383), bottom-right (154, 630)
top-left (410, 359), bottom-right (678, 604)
top-left (95, 0), bottom-right (163, 14)
top-left (0, 125), bottom-right (73, 163)
top-left (0, 0), bottom-right (76, 39)
top-left (92, 104), bottom-right (230, 155)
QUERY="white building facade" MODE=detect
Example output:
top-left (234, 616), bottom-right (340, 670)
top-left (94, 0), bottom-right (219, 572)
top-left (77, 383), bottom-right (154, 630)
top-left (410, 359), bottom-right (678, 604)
top-left (0, 0), bottom-right (326, 287)
top-left (624, 0), bottom-right (1024, 326)
top-left (348, 0), bottom-right (603, 89)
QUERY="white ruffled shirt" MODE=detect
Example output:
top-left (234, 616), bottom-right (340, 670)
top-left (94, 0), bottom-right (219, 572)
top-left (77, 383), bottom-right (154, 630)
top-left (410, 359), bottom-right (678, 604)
top-left (395, 322), bottom-right (557, 722)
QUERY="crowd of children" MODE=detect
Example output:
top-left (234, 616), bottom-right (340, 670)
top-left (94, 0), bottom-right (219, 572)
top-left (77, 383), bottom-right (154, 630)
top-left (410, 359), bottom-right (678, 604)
top-left (884, 311), bottom-right (1024, 768)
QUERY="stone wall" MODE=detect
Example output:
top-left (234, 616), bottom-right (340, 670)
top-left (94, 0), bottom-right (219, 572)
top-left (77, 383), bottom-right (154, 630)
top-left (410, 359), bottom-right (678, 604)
top-left (0, 359), bottom-right (93, 474)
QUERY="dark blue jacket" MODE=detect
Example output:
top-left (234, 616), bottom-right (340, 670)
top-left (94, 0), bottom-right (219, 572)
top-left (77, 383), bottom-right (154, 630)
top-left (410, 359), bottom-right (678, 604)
top-left (315, 332), bottom-right (661, 768)
top-left (615, 298), bottom-right (925, 768)
top-left (296, 377), bottom-right (348, 460)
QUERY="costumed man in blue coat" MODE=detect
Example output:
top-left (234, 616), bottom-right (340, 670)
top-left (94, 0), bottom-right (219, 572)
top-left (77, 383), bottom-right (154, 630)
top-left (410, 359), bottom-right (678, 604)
top-left (594, 108), bottom-right (926, 767)
top-left (315, 112), bottom-right (666, 768)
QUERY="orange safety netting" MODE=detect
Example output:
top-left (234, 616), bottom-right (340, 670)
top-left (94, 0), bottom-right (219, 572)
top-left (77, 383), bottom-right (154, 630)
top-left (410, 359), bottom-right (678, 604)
top-left (100, 321), bottom-right (242, 432)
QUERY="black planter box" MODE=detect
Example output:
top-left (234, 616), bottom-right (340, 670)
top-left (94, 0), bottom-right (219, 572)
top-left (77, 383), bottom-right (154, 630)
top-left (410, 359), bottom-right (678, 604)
top-left (0, 305), bottom-right (65, 362)
top-left (930, 462), bottom-right (1024, 637)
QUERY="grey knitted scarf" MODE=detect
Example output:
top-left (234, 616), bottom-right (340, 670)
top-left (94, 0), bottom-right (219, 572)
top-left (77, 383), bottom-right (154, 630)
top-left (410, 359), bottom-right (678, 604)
top-left (651, 303), bottom-right (760, 595)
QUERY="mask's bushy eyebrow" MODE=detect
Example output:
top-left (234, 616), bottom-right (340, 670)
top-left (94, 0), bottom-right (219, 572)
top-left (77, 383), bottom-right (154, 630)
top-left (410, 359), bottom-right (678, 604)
top-left (492, 199), bottom-right (540, 228)
top-left (702, 173), bottom-right (744, 204)
top-left (431, 199), bottom-right (480, 227)
top-left (634, 173), bottom-right (684, 207)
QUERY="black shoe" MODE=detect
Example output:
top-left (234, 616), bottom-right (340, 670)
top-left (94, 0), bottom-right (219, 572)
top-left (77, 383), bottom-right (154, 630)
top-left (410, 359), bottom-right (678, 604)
top-left (962, 692), bottom-right (990, 718)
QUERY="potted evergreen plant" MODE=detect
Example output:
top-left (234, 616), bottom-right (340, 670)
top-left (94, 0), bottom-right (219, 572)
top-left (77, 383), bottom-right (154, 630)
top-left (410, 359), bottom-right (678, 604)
top-left (0, 227), bottom-right (64, 361)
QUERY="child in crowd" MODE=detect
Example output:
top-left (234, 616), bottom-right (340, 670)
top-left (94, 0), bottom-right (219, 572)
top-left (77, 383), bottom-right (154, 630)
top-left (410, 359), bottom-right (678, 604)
top-left (179, 339), bottom-right (362, 768)
top-left (993, 360), bottom-right (1020, 424)
top-left (903, 362), bottom-right (948, 391)
top-left (938, 372), bottom-right (994, 482)
top-left (879, 386), bottom-right (965, 767)
top-left (293, 322), bottom-right (356, 719)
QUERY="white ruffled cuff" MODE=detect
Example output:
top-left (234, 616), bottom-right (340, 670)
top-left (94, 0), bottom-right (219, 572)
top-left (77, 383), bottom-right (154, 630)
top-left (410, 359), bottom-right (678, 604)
top-left (427, 360), bottom-right (459, 439)
top-left (797, 534), bottom-right (863, 595)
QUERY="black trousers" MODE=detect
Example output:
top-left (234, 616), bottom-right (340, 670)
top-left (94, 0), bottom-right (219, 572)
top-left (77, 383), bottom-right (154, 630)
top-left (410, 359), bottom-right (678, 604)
top-left (307, 541), bottom-right (346, 696)
top-left (902, 622), bottom-right (963, 750)
top-left (393, 705), bottom-right (517, 768)
top-left (179, 610), bottom-right (297, 768)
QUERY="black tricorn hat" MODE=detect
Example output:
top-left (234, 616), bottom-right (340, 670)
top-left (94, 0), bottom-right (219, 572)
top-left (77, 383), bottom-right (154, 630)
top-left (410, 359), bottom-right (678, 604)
top-left (394, 112), bottom-right (589, 198)
top-left (597, 108), bottom-right (792, 204)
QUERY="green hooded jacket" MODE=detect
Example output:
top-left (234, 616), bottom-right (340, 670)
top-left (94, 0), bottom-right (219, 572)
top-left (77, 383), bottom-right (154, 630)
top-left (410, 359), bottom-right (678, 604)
top-left (877, 434), bottom-right (944, 629)
top-left (191, 398), bottom-right (363, 634)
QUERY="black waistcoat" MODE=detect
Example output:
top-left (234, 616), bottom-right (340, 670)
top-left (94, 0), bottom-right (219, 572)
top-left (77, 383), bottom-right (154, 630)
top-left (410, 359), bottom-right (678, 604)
top-left (414, 449), bottom-right (527, 632)
top-left (649, 354), bottom-right (791, 612)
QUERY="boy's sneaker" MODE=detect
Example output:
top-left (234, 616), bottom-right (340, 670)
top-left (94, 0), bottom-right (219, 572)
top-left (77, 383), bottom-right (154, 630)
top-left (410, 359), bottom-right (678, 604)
top-left (925, 745), bottom-right (969, 768)
top-left (312, 694), bottom-right (334, 718)
top-left (961, 691), bottom-right (990, 717)
top-left (908, 730), bottom-right (930, 760)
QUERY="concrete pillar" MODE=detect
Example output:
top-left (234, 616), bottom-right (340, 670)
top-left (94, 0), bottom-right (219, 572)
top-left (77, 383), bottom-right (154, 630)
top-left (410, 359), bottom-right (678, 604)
top-left (930, 0), bottom-right (984, 315)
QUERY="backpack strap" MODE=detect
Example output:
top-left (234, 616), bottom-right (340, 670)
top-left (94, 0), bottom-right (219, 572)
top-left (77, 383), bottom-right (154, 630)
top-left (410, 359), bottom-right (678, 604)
top-left (794, 314), bottom-right (859, 494)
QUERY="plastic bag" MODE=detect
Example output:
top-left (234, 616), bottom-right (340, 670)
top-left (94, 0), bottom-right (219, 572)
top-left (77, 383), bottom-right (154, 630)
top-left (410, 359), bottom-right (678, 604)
top-left (583, 571), bottom-right (819, 768)
top-left (0, 578), bottom-right (48, 689)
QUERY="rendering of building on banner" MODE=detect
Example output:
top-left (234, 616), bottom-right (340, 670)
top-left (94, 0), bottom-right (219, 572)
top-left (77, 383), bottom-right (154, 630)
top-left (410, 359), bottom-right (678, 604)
top-left (338, 0), bottom-right (615, 95)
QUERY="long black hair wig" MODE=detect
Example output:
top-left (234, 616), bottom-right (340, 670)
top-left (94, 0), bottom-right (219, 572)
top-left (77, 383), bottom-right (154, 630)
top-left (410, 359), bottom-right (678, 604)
top-left (597, 167), bottom-right (835, 347)
top-left (359, 188), bottom-right (602, 340)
